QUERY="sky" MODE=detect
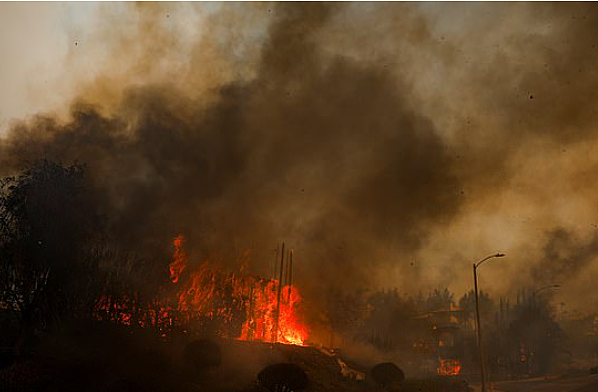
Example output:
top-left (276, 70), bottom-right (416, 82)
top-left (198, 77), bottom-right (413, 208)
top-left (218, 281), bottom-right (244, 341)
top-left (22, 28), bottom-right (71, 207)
top-left (1, 2), bottom-right (598, 315)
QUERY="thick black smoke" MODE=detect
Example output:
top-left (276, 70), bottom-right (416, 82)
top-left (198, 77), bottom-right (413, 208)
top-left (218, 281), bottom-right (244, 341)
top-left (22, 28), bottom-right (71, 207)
top-left (532, 228), bottom-right (598, 288)
top-left (4, 3), bottom-right (598, 310)
top-left (0, 4), bottom-right (462, 294)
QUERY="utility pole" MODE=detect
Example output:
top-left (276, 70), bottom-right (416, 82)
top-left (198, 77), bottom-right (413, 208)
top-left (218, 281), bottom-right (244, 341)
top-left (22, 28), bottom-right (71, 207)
top-left (248, 285), bottom-right (254, 340)
top-left (287, 249), bottom-right (293, 302)
top-left (284, 248), bottom-right (290, 286)
top-left (272, 244), bottom-right (279, 280)
top-left (274, 242), bottom-right (285, 342)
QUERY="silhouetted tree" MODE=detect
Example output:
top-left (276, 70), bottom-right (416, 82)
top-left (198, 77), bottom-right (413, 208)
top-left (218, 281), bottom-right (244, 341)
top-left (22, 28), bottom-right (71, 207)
top-left (0, 160), bottom-right (104, 330)
top-left (458, 290), bottom-right (496, 330)
top-left (426, 288), bottom-right (455, 312)
top-left (506, 291), bottom-right (565, 375)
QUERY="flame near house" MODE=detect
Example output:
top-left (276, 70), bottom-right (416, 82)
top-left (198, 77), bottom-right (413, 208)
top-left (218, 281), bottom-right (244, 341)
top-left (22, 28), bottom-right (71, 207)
top-left (437, 357), bottom-right (462, 376)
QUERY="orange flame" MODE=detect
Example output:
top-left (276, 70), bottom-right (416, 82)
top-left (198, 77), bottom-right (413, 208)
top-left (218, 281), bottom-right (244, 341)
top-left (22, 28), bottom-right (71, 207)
top-left (238, 279), bottom-right (308, 345)
top-left (169, 235), bottom-right (308, 345)
top-left (437, 357), bottom-right (461, 376)
top-left (94, 236), bottom-right (308, 345)
top-left (169, 235), bottom-right (187, 283)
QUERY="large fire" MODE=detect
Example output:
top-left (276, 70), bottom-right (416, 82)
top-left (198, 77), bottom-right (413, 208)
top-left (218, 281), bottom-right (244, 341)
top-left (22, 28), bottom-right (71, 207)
top-left (171, 235), bottom-right (307, 345)
top-left (94, 235), bottom-right (308, 346)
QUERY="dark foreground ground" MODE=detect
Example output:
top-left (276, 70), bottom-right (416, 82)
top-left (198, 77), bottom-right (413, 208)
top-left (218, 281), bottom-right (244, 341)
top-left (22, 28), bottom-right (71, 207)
top-left (493, 373), bottom-right (598, 392)
top-left (0, 321), bottom-right (471, 392)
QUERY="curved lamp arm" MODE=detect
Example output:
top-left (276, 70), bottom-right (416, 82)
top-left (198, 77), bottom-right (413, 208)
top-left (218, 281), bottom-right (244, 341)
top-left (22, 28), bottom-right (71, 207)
top-left (534, 284), bottom-right (561, 295)
top-left (475, 253), bottom-right (505, 268)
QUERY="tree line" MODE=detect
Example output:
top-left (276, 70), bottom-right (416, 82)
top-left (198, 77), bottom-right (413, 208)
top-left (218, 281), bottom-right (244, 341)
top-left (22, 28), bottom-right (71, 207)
top-left (321, 285), bottom-right (569, 377)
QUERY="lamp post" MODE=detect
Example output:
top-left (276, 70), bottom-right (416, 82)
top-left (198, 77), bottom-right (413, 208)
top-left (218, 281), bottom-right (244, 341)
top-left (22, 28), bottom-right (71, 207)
top-left (473, 252), bottom-right (505, 392)
top-left (534, 284), bottom-right (561, 295)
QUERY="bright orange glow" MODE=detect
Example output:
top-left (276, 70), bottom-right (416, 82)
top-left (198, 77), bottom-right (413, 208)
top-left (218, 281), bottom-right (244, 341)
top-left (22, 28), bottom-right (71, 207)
top-left (94, 235), bottom-right (308, 346)
top-left (437, 357), bottom-right (461, 376)
top-left (170, 235), bottom-right (308, 345)
top-left (169, 234), bottom-right (187, 283)
top-left (237, 279), bottom-right (308, 345)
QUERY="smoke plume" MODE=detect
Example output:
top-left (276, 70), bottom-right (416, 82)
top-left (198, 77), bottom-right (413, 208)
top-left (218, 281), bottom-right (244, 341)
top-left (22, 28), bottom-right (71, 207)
top-left (2, 3), bottom-right (598, 312)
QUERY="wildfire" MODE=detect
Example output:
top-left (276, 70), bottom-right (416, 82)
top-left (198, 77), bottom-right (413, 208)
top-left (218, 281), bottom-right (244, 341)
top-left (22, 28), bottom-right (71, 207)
top-left (169, 236), bottom-right (308, 345)
top-left (94, 235), bottom-right (308, 346)
top-left (437, 357), bottom-right (461, 376)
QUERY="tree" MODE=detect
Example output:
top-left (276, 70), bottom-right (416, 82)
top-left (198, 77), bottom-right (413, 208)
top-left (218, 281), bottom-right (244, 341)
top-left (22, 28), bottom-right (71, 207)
top-left (0, 160), bottom-right (103, 330)
top-left (458, 290), bottom-right (495, 330)
top-left (505, 291), bottom-right (565, 375)
top-left (426, 288), bottom-right (455, 312)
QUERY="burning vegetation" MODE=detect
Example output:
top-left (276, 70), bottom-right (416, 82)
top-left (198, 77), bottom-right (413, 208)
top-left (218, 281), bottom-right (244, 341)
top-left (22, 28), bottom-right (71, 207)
top-left (93, 233), bottom-right (308, 346)
top-left (170, 236), bottom-right (308, 345)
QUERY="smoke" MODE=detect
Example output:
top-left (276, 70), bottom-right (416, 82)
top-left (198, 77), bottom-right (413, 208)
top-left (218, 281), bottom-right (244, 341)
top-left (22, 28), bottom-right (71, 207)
top-left (533, 229), bottom-right (598, 284)
top-left (2, 3), bottom-right (598, 312)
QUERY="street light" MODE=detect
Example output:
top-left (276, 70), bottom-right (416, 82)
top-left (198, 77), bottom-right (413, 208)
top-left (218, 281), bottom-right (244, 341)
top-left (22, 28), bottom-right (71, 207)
top-left (473, 252), bottom-right (505, 392)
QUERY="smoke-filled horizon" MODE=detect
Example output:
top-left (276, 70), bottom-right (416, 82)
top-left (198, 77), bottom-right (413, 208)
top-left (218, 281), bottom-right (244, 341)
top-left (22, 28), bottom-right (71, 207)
top-left (2, 2), bottom-right (598, 314)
